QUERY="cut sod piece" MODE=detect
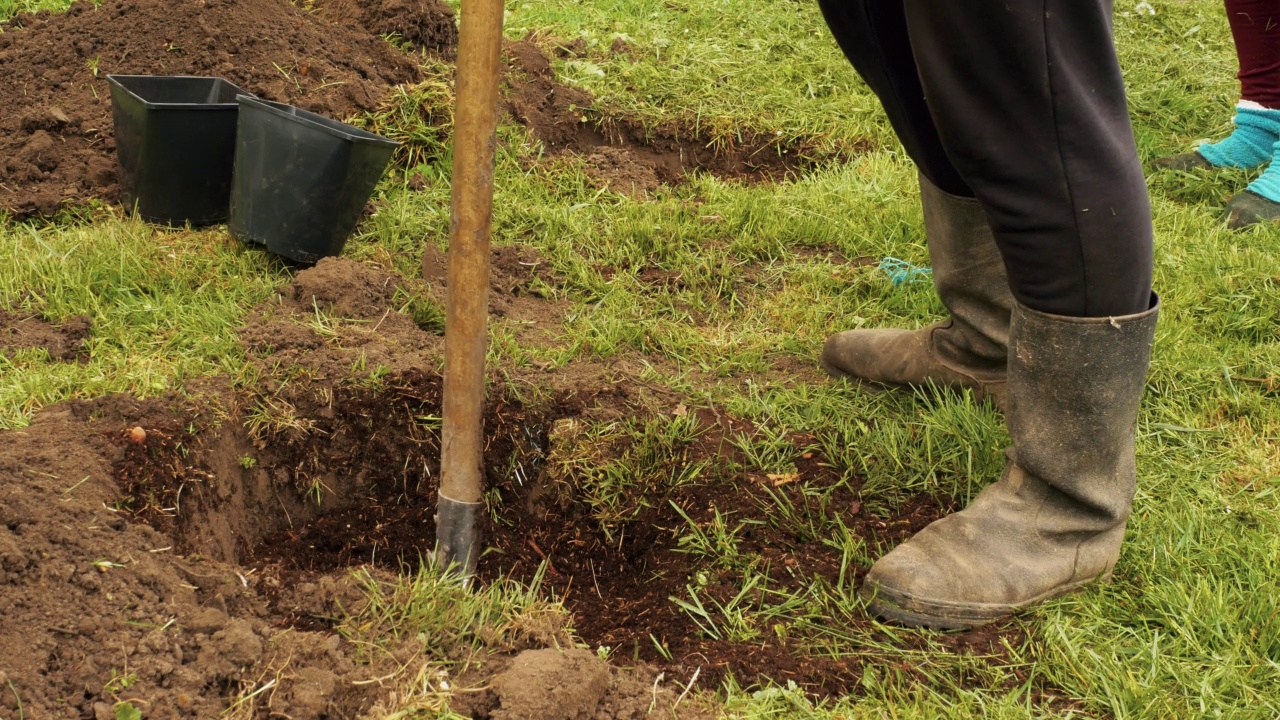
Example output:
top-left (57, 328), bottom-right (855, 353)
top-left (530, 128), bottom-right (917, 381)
top-left (229, 96), bottom-right (398, 264)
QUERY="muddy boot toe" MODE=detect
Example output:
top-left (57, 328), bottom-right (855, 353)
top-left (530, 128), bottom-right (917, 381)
top-left (1151, 151), bottom-right (1213, 172)
top-left (821, 324), bottom-right (1006, 406)
top-left (1224, 190), bottom-right (1280, 229)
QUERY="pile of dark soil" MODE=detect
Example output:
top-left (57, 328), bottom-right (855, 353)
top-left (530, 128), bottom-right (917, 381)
top-left (313, 0), bottom-right (458, 54)
top-left (0, 0), bottom-right (851, 219)
top-left (0, 0), bottom-right (448, 219)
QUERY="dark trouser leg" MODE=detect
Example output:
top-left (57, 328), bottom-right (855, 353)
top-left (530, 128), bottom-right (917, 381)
top-left (817, 0), bottom-right (1012, 406)
top-left (902, 0), bottom-right (1153, 317)
top-left (1226, 0), bottom-right (1280, 108)
top-left (815, 0), bottom-right (971, 196)
top-left (820, 0), bottom-right (1153, 317)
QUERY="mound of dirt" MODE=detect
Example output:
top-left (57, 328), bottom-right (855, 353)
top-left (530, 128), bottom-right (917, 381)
top-left (313, 0), bottom-right (458, 54)
top-left (0, 310), bottom-right (91, 360)
top-left (502, 39), bottom-right (849, 196)
top-left (291, 255), bottom-right (404, 320)
top-left (0, 0), bottom-right (424, 219)
top-left (0, 395), bottom-right (399, 719)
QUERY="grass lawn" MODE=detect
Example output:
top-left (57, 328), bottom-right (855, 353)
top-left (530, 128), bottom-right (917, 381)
top-left (2, 0), bottom-right (1278, 717)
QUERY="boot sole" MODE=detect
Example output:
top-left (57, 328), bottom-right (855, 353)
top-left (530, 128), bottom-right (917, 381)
top-left (861, 571), bottom-right (1112, 630)
top-left (820, 359), bottom-right (1005, 409)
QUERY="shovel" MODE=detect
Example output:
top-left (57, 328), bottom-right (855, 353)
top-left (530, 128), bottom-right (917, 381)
top-left (434, 0), bottom-right (505, 580)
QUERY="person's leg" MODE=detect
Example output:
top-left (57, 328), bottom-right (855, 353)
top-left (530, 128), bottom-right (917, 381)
top-left (1227, 0), bottom-right (1280, 108)
top-left (816, 0), bottom-right (1013, 405)
top-left (903, 0), bottom-right (1152, 318)
top-left (1220, 0), bottom-right (1280, 226)
top-left (859, 0), bottom-right (1160, 628)
top-left (1157, 0), bottom-right (1280, 173)
top-left (815, 0), bottom-right (970, 196)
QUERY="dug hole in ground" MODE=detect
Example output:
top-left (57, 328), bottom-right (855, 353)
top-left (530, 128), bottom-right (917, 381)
top-left (0, 253), bottom-right (1026, 719)
top-left (0, 0), bottom-right (1024, 718)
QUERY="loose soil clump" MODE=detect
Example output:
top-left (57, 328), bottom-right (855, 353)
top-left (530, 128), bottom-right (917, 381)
top-left (0, 309), bottom-right (91, 360)
top-left (0, 0), bottom-right (424, 219)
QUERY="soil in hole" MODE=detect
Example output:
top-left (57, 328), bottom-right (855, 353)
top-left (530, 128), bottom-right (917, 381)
top-left (0, 391), bottom-right (703, 718)
top-left (0, 0), bottom-right (441, 219)
top-left (502, 40), bottom-right (864, 197)
top-left (117, 368), bottom-right (1038, 702)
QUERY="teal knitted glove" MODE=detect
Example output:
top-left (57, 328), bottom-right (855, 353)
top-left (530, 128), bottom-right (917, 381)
top-left (1197, 104), bottom-right (1280, 170)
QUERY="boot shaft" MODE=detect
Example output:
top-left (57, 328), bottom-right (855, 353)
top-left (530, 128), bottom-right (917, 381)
top-left (920, 176), bottom-right (1013, 372)
top-left (1007, 295), bottom-right (1160, 528)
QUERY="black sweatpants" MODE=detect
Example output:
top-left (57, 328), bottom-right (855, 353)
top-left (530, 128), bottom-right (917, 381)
top-left (818, 0), bottom-right (1154, 318)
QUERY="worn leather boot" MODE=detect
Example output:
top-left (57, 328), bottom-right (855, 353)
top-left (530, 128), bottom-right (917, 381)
top-left (821, 175), bottom-right (1013, 407)
top-left (860, 296), bottom-right (1159, 629)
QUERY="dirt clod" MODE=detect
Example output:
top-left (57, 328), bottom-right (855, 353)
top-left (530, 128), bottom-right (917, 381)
top-left (291, 256), bottom-right (403, 320)
top-left (286, 666), bottom-right (340, 717)
top-left (490, 648), bottom-right (612, 719)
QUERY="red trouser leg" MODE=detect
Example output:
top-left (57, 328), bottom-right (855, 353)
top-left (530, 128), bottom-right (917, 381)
top-left (1226, 0), bottom-right (1280, 108)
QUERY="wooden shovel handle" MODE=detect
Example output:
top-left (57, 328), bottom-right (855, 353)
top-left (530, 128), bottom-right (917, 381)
top-left (440, 0), bottom-right (504, 506)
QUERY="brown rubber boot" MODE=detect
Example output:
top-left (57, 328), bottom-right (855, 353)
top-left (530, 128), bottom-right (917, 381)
top-left (821, 175), bottom-right (1013, 407)
top-left (860, 296), bottom-right (1160, 629)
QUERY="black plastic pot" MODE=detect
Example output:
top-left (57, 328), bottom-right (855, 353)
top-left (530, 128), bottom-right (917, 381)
top-left (229, 96), bottom-right (398, 264)
top-left (107, 75), bottom-right (249, 226)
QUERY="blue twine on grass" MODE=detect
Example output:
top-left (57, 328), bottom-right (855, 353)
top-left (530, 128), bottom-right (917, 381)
top-left (878, 257), bottom-right (932, 286)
